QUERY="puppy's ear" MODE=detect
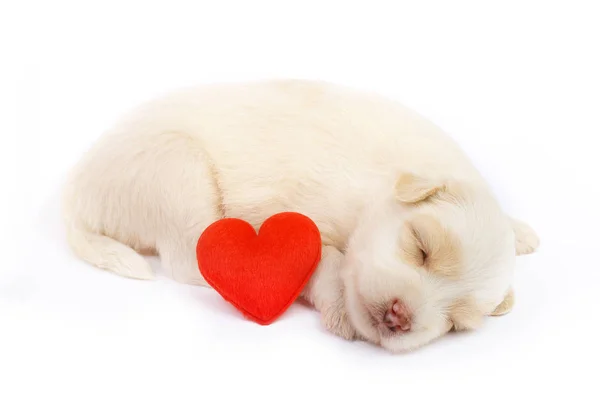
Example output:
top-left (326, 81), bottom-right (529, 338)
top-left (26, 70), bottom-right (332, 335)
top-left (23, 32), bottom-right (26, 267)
top-left (395, 172), bottom-right (444, 204)
top-left (490, 287), bottom-right (515, 316)
top-left (510, 217), bottom-right (540, 255)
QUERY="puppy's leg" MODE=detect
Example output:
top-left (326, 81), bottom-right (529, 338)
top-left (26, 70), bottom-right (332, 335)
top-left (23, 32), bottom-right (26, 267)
top-left (64, 129), bottom-right (224, 284)
top-left (302, 246), bottom-right (356, 340)
top-left (154, 145), bottom-right (222, 286)
top-left (510, 217), bottom-right (540, 255)
top-left (157, 198), bottom-right (222, 286)
top-left (158, 226), bottom-right (213, 287)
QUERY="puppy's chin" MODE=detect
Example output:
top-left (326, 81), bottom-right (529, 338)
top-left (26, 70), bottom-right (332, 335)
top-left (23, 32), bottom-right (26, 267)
top-left (379, 322), bottom-right (453, 353)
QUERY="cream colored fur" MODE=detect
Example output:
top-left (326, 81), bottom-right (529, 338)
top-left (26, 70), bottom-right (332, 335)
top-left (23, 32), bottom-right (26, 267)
top-left (62, 80), bottom-right (539, 352)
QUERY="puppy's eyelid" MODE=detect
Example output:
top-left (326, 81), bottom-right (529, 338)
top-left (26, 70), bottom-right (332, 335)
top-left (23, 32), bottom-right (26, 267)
top-left (412, 227), bottom-right (429, 267)
top-left (420, 248), bottom-right (428, 265)
top-left (400, 221), bottom-right (429, 268)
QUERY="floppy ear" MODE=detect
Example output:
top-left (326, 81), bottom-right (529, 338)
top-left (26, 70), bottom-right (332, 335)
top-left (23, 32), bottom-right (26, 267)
top-left (510, 217), bottom-right (540, 255)
top-left (490, 287), bottom-right (515, 316)
top-left (395, 172), bottom-right (445, 203)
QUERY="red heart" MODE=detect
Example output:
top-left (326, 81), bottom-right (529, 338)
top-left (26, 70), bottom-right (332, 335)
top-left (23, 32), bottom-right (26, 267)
top-left (196, 212), bottom-right (322, 325)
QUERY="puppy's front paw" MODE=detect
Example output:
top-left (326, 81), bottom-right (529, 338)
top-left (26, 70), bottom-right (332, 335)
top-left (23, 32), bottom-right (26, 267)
top-left (321, 299), bottom-right (357, 341)
top-left (511, 218), bottom-right (540, 255)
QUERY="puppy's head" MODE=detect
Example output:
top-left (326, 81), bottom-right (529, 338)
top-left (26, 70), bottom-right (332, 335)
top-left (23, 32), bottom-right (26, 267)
top-left (342, 172), bottom-right (518, 352)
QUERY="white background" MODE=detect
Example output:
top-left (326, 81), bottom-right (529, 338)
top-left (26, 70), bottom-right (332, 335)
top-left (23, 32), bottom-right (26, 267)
top-left (2, 1), bottom-right (600, 399)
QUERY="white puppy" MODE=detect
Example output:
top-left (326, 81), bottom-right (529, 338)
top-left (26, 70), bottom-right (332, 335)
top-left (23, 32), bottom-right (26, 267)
top-left (62, 80), bottom-right (539, 352)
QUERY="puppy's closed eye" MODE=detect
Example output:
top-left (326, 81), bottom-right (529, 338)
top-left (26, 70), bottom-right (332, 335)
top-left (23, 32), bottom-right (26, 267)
top-left (399, 215), bottom-right (462, 278)
top-left (399, 222), bottom-right (427, 267)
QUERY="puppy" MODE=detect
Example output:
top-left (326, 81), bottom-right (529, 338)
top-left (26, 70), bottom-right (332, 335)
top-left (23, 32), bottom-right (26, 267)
top-left (62, 80), bottom-right (539, 352)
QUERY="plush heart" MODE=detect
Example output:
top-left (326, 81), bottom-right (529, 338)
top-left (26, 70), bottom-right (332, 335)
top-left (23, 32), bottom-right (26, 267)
top-left (196, 212), bottom-right (322, 325)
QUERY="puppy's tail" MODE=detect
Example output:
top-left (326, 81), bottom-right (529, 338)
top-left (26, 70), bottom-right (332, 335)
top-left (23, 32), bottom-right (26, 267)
top-left (62, 184), bottom-right (154, 280)
top-left (64, 223), bottom-right (155, 280)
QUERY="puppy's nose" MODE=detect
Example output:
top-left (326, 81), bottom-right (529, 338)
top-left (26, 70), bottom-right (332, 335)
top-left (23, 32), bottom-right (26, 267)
top-left (383, 300), bottom-right (412, 332)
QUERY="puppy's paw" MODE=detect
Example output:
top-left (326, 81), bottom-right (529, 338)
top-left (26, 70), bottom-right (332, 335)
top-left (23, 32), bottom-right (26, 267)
top-left (491, 287), bottom-right (515, 316)
top-left (511, 218), bottom-right (540, 255)
top-left (321, 299), bottom-right (357, 341)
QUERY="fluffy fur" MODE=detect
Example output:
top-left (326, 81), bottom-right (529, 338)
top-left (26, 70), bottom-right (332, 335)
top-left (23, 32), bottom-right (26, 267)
top-left (62, 80), bottom-right (539, 352)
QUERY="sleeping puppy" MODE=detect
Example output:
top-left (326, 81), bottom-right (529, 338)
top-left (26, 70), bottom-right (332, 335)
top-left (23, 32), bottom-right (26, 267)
top-left (62, 80), bottom-right (539, 352)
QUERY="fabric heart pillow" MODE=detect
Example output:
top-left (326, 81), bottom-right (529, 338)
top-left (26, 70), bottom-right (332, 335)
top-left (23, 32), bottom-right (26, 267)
top-left (196, 212), bottom-right (322, 324)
